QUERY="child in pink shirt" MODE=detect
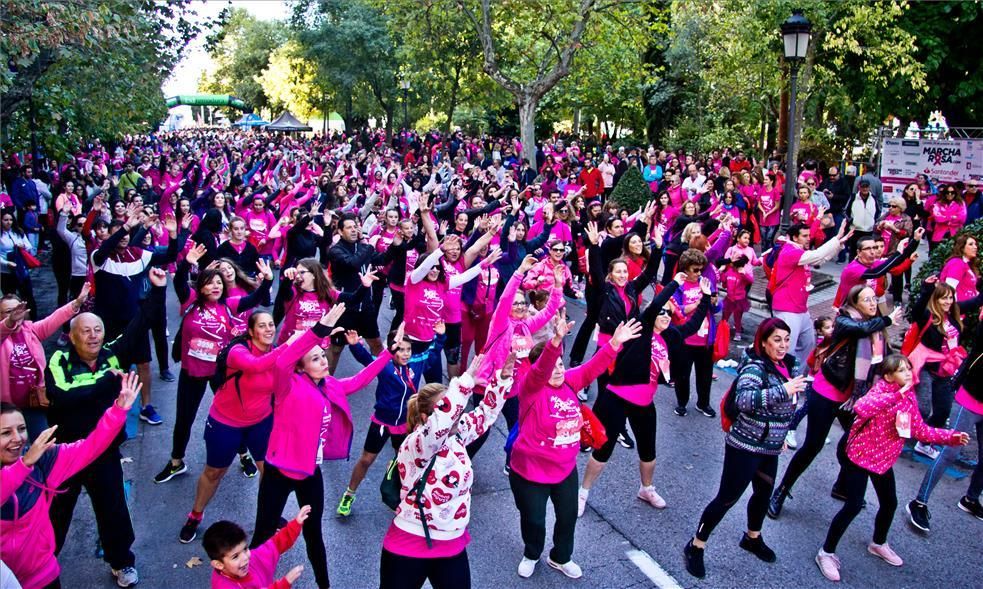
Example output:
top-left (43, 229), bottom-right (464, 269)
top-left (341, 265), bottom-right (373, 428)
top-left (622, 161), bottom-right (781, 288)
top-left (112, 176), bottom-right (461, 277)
top-left (721, 256), bottom-right (754, 340)
top-left (205, 506), bottom-right (309, 589)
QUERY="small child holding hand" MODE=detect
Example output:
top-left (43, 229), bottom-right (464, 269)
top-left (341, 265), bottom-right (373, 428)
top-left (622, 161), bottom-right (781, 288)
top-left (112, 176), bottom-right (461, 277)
top-left (204, 506), bottom-right (310, 589)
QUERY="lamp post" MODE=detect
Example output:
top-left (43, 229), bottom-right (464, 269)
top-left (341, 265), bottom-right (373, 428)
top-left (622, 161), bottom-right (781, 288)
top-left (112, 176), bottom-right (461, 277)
top-left (779, 9), bottom-right (813, 230)
top-left (399, 80), bottom-right (411, 131)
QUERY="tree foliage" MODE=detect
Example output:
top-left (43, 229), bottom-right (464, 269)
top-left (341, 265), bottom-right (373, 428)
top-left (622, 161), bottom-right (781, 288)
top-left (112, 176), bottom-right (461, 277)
top-left (608, 165), bottom-right (651, 212)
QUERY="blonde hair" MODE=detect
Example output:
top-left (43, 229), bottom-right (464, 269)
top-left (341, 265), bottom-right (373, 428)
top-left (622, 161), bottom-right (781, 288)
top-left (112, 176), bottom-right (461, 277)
top-left (888, 197), bottom-right (906, 212)
top-left (680, 222), bottom-right (702, 245)
top-left (406, 383), bottom-right (447, 432)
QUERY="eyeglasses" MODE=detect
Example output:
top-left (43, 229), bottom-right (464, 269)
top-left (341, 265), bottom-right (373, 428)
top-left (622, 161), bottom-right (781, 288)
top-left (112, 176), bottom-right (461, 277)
top-left (512, 300), bottom-right (528, 307)
top-left (806, 181), bottom-right (816, 186)
top-left (889, 204), bottom-right (900, 209)
top-left (859, 246), bottom-right (877, 252)
top-left (688, 266), bottom-right (705, 273)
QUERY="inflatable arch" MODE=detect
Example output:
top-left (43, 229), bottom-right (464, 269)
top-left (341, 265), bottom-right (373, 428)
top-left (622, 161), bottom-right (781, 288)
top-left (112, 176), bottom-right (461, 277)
top-left (165, 95), bottom-right (252, 112)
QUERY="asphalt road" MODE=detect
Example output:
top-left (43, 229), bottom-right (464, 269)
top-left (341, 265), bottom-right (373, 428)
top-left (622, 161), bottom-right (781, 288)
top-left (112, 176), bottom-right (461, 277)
top-left (45, 271), bottom-right (980, 589)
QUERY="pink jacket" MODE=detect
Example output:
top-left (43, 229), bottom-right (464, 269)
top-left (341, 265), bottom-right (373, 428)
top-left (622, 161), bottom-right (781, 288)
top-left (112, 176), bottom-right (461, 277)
top-left (211, 520), bottom-right (301, 589)
top-left (930, 200), bottom-right (966, 242)
top-left (0, 302), bottom-right (76, 405)
top-left (477, 272), bottom-right (563, 383)
top-left (511, 340), bottom-right (619, 484)
top-left (846, 380), bottom-right (962, 474)
top-left (265, 329), bottom-right (391, 478)
top-left (1, 404), bottom-right (127, 589)
top-left (521, 257), bottom-right (572, 295)
top-left (391, 372), bottom-right (511, 541)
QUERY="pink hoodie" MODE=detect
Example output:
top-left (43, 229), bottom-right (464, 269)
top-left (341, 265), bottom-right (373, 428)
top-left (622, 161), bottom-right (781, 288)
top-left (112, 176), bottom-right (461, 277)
top-left (0, 302), bottom-right (76, 406)
top-left (510, 339), bottom-right (620, 484)
top-left (210, 520), bottom-right (301, 589)
top-left (264, 329), bottom-right (391, 479)
top-left (1, 404), bottom-right (127, 589)
top-left (930, 200), bottom-right (966, 243)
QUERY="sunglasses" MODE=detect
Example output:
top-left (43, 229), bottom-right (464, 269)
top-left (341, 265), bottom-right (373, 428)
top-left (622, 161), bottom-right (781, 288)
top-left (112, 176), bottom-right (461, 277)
top-left (657, 308), bottom-right (672, 317)
top-left (551, 247), bottom-right (565, 252)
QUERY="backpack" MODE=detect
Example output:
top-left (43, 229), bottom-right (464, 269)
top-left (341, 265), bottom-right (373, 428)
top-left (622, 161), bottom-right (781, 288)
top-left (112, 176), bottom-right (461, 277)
top-left (719, 380), bottom-right (739, 432)
top-left (208, 336), bottom-right (251, 394)
top-left (380, 454), bottom-right (438, 547)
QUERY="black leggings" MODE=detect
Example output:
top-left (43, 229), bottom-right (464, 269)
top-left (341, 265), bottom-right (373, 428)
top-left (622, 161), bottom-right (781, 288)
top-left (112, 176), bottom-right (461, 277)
top-left (822, 443), bottom-right (897, 553)
top-left (777, 388), bottom-right (854, 492)
top-left (171, 370), bottom-right (211, 461)
top-left (149, 299), bottom-right (169, 373)
top-left (672, 344), bottom-right (713, 410)
top-left (509, 469), bottom-right (579, 563)
top-left (569, 283), bottom-right (600, 364)
top-left (390, 289), bottom-right (406, 330)
top-left (379, 548), bottom-right (470, 589)
top-left (696, 444), bottom-right (777, 542)
top-left (0, 272), bottom-right (38, 319)
top-left (253, 466), bottom-right (329, 588)
top-left (590, 388), bottom-right (657, 463)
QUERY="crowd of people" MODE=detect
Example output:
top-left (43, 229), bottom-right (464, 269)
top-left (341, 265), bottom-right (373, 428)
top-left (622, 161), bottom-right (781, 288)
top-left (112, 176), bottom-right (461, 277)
top-left (0, 127), bottom-right (981, 589)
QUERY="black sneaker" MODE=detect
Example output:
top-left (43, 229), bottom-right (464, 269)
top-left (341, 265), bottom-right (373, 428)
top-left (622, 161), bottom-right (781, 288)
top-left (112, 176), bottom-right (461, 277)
top-left (683, 539), bottom-right (706, 579)
top-left (906, 500), bottom-right (931, 532)
top-left (695, 405), bottom-right (717, 418)
top-left (159, 370), bottom-right (176, 382)
top-left (617, 432), bottom-right (635, 449)
top-left (739, 533), bottom-right (776, 563)
top-left (179, 515), bottom-right (201, 544)
top-left (768, 486), bottom-right (792, 520)
top-left (154, 461), bottom-right (187, 484)
top-left (958, 496), bottom-right (983, 521)
top-left (674, 406), bottom-right (688, 417)
top-left (240, 453), bottom-right (258, 478)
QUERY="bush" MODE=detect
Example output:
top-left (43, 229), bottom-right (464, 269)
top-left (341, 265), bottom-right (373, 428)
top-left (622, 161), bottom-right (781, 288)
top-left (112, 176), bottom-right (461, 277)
top-left (911, 217), bottom-right (983, 344)
top-left (608, 165), bottom-right (652, 212)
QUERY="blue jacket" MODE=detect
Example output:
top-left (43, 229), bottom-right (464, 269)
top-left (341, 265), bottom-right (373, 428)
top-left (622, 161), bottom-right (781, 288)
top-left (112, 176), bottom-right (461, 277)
top-left (349, 334), bottom-right (445, 427)
top-left (10, 177), bottom-right (40, 210)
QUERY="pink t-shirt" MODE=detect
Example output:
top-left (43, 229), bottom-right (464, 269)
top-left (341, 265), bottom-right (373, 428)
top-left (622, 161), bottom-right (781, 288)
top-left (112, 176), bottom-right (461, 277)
top-left (382, 522), bottom-right (470, 558)
top-left (209, 343), bottom-right (275, 428)
top-left (771, 246), bottom-right (810, 313)
top-left (834, 260), bottom-right (879, 307)
top-left (759, 188), bottom-right (781, 226)
top-left (679, 280), bottom-right (709, 346)
top-left (7, 331), bottom-right (40, 407)
top-left (404, 278), bottom-right (447, 340)
top-left (939, 257), bottom-right (979, 302)
top-left (243, 209), bottom-right (276, 256)
top-left (812, 370), bottom-right (850, 403)
top-left (179, 299), bottom-right (240, 378)
top-left (607, 332), bottom-right (669, 406)
top-left (441, 257), bottom-right (466, 323)
top-left (278, 288), bottom-right (330, 345)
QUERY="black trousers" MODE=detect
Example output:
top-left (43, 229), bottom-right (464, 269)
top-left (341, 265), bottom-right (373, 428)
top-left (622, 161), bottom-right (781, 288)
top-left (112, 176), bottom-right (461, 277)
top-left (695, 444), bottom-right (777, 542)
top-left (171, 370), bottom-right (210, 460)
top-left (379, 548), bottom-right (470, 589)
top-left (590, 388), bottom-right (657, 463)
top-left (50, 448), bottom-right (136, 570)
top-left (509, 469), bottom-right (579, 564)
top-left (672, 344), bottom-right (713, 410)
top-left (253, 465), bottom-right (329, 588)
top-left (569, 283), bottom-right (600, 364)
top-left (0, 272), bottom-right (38, 319)
top-left (778, 388), bottom-right (853, 492)
top-left (822, 443), bottom-right (897, 553)
top-left (390, 289), bottom-right (406, 330)
top-left (149, 298), bottom-right (169, 373)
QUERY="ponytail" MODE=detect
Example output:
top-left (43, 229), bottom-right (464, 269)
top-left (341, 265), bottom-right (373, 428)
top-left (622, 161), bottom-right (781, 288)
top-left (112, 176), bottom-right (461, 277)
top-left (406, 383), bottom-right (446, 432)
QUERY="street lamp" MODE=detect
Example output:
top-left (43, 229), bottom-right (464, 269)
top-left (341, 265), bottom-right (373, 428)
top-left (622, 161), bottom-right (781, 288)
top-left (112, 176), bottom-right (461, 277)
top-left (399, 80), bottom-right (411, 130)
top-left (779, 9), bottom-right (812, 229)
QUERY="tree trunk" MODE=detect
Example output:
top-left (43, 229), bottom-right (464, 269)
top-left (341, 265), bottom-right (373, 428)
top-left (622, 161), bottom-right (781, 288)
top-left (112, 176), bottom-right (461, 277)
top-left (445, 78), bottom-right (460, 135)
top-left (385, 107), bottom-right (394, 143)
top-left (572, 107), bottom-right (581, 134)
top-left (518, 96), bottom-right (538, 165)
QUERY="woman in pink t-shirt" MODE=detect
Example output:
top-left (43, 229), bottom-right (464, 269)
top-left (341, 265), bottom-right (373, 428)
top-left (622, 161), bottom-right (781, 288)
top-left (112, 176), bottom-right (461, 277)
top-left (939, 234), bottom-right (979, 302)
top-left (757, 174), bottom-right (781, 248)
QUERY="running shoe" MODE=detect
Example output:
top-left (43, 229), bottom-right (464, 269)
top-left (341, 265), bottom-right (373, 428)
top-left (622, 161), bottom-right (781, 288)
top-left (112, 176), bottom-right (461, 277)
top-left (139, 405), bottom-right (162, 425)
top-left (577, 389), bottom-right (589, 402)
top-left (695, 405), bottom-right (716, 418)
top-left (906, 500), bottom-right (931, 532)
top-left (112, 566), bottom-right (139, 587)
top-left (154, 460), bottom-right (187, 484)
top-left (785, 430), bottom-right (798, 449)
top-left (240, 453), bottom-right (258, 478)
top-left (179, 515), bottom-right (201, 544)
top-left (577, 488), bottom-right (589, 518)
top-left (867, 542), bottom-right (903, 566)
top-left (958, 496), bottom-right (983, 521)
top-left (546, 557), bottom-right (582, 579)
top-left (683, 539), bottom-right (706, 579)
top-left (674, 406), bottom-right (688, 417)
top-left (337, 492), bottom-right (355, 516)
top-left (914, 441), bottom-right (940, 461)
top-left (617, 432), bottom-right (635, 449)
top-left (815, 550), bottom-right (841, 582)
top-left (637, 486), bottom-right (666, 509)
top-left (159, 370), bottom-right (176, 382)
top-left (517, 557), bottom-right (537, 578)
top-left (739, 533), bottom-right (776, 563)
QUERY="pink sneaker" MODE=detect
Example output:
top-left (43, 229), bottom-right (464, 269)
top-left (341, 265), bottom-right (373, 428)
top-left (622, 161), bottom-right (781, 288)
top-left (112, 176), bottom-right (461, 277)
top-left (637, 486), bottom-right (667, 509)
top-left (867, 542), bottom-right (903, 566)
top-left (815, 550), bottom-right (841, 582)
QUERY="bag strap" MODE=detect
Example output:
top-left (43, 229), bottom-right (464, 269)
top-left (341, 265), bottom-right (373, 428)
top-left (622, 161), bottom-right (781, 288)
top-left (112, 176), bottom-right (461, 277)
top-left (414, 454), bottom-right (438, 549)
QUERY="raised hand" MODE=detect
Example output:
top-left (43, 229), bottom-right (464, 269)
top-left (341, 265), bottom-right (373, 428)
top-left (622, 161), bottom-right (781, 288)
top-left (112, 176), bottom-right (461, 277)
top-left (74, 282), bottom-right (92, 309)
top-left (256, 258), bottom-right (274, 281)
top-left (148, 267), bottom-right (167, 288)
top-left (320, 303), bottom-right (346, 328)
top-left (673, 271), bottom-right (688, 285)
top-left (390, 322), bottom-right (406, 350)
top-left (359, 268), bottom-right (379, 288)
top-left (115, 371), bottom-right (143, 411)
top-left (611, 318), bottom-right (643, 346)
top-left (186, 243), bottom-right (208, 266)
top-left (654, 224), bottom-right (666, 249)
top-left (699, 276), bottom-right (713, 295)
top-left (518, 254), bottom-right (537, 274)
top-left (501, 351), bottom-right (517, 380)
top-left (483, 246), bottom-right (504, 267)
top-left (284, 267), bottom-right (298, 281)
top-left (888, 306), bottom-right (903, 324)
top-left (466, 353), bottom-right (484, 378)
top-left (343, 330), bottom-right (360, 346)
top-left (553, 263), bottom-right (567, 287)
top-left (913, 226), bottom-right (925, 241)
top-left (23, 425), bottom-right (58, 466)
top-left (585, 221), bottom-right (600, 245)
top-left (433, 320), bottom-right (446, 335)
top-left (3, 301), bottom-right (30, 327)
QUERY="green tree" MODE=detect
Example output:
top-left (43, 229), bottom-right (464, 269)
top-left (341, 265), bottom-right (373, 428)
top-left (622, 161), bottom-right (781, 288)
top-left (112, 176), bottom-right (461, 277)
top-left (608, 165), bottom-right (652, 212)
top-left (258, 40), bottom-right (321, 120)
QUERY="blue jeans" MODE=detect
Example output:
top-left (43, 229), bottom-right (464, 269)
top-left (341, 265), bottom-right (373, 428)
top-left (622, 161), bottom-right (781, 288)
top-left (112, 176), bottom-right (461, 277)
top-left (916, 403), bottom-right (983, 503)
top-left (915, 369), bottom-right (954, 428)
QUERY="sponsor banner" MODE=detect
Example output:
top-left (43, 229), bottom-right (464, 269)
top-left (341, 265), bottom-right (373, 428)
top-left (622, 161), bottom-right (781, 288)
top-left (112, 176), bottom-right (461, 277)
top-left (880, 138), bottom-right (983, 194)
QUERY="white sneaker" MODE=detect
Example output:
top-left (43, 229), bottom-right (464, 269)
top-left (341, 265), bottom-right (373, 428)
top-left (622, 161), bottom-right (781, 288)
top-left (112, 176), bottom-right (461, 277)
top-left (785, 430), bottom-right (798, 449)
top-left (914, 442), bottom-right (940, 461)
top-left (547, 557), bottom-right (583, 579)
top-left (577, 488), bottom-right (589, 518)
top-left (637, 485), bottom-right (666, 508)
top-left (112, 566), bottom-right (139, 588)
top-left (518, 556), bottom-right (538, 578)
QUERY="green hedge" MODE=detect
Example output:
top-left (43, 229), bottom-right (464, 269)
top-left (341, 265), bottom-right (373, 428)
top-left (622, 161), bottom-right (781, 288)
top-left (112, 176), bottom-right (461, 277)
top-left (609, 165), bottom-right (652, 212)
top-left (911, 217), bottom-right (983, 344)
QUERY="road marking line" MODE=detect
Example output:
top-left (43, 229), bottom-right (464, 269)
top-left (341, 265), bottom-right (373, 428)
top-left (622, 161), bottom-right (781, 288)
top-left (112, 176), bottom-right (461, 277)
top-left (626, 549), bottom-right (683, 589)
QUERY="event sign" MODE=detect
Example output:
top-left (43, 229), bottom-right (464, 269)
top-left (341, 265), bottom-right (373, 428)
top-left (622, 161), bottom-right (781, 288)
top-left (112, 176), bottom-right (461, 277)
top-left (880, 138), bottom-right (983, 195)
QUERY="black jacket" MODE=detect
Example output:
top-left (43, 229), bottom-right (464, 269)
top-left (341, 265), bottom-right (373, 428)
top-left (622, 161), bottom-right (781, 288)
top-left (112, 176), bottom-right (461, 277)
top-left (820, 311), bottom-right (894, 392)
top-left (910, 281), bottom-right (983, 373)
top-left (589, 241), bottom-right (661, 336)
